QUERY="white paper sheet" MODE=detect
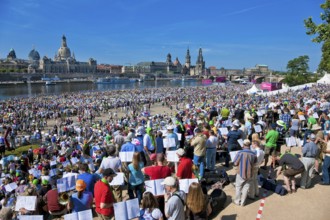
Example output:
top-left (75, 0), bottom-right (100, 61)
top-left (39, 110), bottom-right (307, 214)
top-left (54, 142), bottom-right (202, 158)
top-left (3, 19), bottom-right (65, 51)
top-left (15, 196), bottom-right (37, 211)
top-left (219, 127), bottom-right (228, 135)
top-left (110, 172), bottom-right (124, 186)
top-left (229, 151), bottom-right (239, 162)
top-left (166, 151), bottom-right (179, 162)
top-left (179, 178), bottom-right (199, 193)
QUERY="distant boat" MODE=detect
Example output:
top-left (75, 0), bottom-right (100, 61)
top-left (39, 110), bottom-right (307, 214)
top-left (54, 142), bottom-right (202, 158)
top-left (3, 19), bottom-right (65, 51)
top-left (45, 81), bottom-right (56, 85)
top-left (182, 77), bottom-right (198, 82)
top-left (95, 77), bottom-right (132, 84)
top-left (41, 75), bottom-right (60, 81)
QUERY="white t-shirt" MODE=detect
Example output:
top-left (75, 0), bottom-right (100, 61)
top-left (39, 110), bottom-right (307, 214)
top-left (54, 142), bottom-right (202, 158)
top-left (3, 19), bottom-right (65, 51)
top-left (141, 208), bottom-right (163, 220)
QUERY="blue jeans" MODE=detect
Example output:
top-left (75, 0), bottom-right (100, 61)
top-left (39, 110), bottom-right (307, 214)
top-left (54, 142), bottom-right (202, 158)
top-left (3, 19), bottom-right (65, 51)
top-left (322, 155), bottom-right (330, 184)
top-left (193, 155), bottom-right (205, 178)
top-left (206, 148), bottom-right (216, 170)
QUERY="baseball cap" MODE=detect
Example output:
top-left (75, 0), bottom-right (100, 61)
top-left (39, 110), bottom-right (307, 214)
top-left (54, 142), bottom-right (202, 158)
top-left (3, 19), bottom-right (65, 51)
top-left (102, 168), bottom-right (117, 177)
top-left (41, 179), bottom-right (49, 186)
top-left (75, 179), bottom-right (87, 191)
top-left (149, 153), bottom-right (157, 161)
top-left (309, 134), bottom-right (316, 141)
top-left (161, 176), bottom-right (177, 186)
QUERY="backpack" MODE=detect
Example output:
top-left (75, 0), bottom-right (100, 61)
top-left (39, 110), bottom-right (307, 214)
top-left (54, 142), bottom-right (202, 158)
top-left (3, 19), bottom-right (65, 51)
top-left (219, 169), bottom-right (230, 186)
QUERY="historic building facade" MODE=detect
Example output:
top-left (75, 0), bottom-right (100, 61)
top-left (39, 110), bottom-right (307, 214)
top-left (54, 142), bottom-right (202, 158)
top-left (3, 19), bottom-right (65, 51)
top-left (0, 35), bottom-right (97, 74)
top-left (39, 35), bottom-right (97, 74)
top-left (131, 48), bottom-right (206, 76)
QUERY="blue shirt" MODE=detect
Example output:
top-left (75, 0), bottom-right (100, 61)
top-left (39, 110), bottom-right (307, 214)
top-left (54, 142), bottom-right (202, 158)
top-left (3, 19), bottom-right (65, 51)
top-left (120, 142), bottom-right (136, 152)
top-left (135, 136), bottom-right (144, 152)
top-left (77, 173), bottom-right (97, 195)
top-left (71, 191), bottom-right (93, 212)
top-left (128, 162), bottom-right (144, 186)
top-left (156, 137), bottom-right (164, 153)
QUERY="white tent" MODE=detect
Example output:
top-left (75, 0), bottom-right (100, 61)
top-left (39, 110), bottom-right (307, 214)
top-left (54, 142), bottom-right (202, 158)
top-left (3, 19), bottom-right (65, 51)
top-left (317, 73), bottom-right (330, 84)
top-left (246, 85), bottom-right (261, 94)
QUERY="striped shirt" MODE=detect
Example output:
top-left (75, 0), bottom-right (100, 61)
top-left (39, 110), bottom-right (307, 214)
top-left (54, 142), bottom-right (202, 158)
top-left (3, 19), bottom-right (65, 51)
top-left (233, 149), bottom-right (257, 180)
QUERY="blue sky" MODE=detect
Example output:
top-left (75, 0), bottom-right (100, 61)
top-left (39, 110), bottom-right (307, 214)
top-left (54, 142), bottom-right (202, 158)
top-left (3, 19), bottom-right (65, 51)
top-left (0, 0), bottom-right (324, 71)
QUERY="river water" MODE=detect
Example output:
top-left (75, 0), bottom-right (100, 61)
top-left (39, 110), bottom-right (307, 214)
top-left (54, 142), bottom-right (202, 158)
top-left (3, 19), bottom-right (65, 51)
top-left (0, 80), bottom-right (213, 100)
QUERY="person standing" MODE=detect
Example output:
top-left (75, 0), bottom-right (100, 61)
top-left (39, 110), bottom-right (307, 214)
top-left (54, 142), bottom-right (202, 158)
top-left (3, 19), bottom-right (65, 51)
top-left (205, 130), bottom-right (218, 171)
top-left (176, 148), bottom-right (193, 179)
top-left (190, 128), bottom-right (207, 179)
top-left (186, 182), bottom-right (212, 220)
top-left (262, 123), bottom-right (279, 169)
top-left (163, 177), bottom-right (186, 220)
top-left (233, 139), bottom-right (257, 206)
top-left (94, 168), bottom-right (117, 220)
top-left (127, 152), bottom-right (144, 203)
top-left (98, 146), bottom-right (122, 202)
top-left (320, 136), bottom-right (330, 185)
top-left (77, 163), bottom-right (97, 195)
top-left (223, 120), bottom-right (243, 167)
top-left (248, 140), bottom-right (265, 199)
top-left (300, 134), bottom-right (318, 189)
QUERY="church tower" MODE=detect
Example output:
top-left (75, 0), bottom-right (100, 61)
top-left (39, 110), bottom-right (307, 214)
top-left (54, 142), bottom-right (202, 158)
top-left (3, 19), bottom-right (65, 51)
top-left (185, 48), bottom-right (191, 69)
top-left (196, 48), bottom-right (205, 75)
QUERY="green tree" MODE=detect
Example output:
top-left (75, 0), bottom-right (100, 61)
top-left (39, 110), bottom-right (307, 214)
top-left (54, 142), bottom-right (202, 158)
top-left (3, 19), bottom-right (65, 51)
top-left (286, 55), bottom-right (310, 74)
top-left (304, 0), bottom-right (330, 73)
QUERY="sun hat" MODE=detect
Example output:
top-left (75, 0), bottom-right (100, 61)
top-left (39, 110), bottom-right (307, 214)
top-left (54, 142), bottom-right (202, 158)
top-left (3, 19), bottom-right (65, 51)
top-left (176, 148), bottom-right (185, 157)
top-left (311, 124), bottom-right (322, 131)
top-left (161, 176), bottom-right (176, 186)
top-left (75, 179), bottom-right (87, 191)
top-left (276, 120), bottom-right (286, 127)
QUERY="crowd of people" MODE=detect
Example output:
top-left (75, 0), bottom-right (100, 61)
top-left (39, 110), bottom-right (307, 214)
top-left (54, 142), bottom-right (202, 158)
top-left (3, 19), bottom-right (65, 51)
top-left (0, 83), bottom-right (330, 219)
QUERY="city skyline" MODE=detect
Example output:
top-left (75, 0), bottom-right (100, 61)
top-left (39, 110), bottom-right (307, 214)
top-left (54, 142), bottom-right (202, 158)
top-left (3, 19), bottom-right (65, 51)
top-left (0, 0), bottom-right (324, 72)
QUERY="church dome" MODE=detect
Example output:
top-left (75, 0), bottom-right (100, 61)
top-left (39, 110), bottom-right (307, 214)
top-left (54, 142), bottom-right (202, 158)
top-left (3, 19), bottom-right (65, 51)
top-left (58, 46), bottom-right (71, 59)
top-left (7, 48), bottom-right (16, 59)
top-left (28, 49), bottom-right (40, 61)
top-left (57, 35), bottom-right (71, 60)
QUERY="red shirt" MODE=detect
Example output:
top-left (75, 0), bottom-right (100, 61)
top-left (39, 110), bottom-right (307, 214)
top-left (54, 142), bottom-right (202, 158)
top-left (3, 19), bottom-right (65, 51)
top-left (46, 189), bottom-right (65, 212)
top-left (94, 180), bottom-right (114, 216)
top-left (177, 157), bottom-right (193, 179)
top-left (144, 165), bottom-right (172, 180)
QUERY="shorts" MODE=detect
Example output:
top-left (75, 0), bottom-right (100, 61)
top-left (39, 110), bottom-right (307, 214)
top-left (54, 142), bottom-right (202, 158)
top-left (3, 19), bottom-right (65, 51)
top-left (283, 167), bottom-right (304, 178)
top-left (264, 147), bottom-right (276, 157)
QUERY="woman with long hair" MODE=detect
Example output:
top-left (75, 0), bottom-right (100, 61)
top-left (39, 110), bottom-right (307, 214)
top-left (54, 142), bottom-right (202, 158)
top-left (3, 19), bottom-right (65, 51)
top-left (186, 182), bottom-right (212, 220)
top-left (140, 192), bottom-right (163, 220)
top-left (68, 179), bottom-right (93, 212)
top-left (128, 152), bottom-right (145, 203)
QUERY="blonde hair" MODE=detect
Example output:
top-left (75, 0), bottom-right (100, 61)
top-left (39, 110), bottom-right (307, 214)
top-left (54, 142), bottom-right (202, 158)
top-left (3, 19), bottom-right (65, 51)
top-left (186, 182), bottom-right (206, 214)
top-left (132, 152), bottom-right (141, 171)
top-left (252, 133), bottom-right (260, 141)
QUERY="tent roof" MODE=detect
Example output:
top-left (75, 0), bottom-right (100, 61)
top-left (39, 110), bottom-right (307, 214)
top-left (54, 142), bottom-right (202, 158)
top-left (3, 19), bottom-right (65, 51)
top-left (246, 85), bottom-right (261, 94)
top-left (317, 73), bottom-right (330, 84)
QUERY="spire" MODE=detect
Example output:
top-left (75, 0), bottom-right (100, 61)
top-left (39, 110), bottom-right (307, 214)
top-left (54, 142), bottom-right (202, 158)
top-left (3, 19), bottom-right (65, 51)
top-left (185, 48), bottom-right (191, 68)
top-left (166, 53), bottom-right (172, 64)
top-left (197, 48), bottom-right (203, 63)
top-left (72, 51), bottom-right (75, 59)
top-left (62, 35), bottom-right (67, 47)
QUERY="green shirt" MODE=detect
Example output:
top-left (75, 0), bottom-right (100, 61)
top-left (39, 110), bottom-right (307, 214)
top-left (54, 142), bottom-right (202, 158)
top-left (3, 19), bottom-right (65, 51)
top-left (307, 116), bottom-right (317, 129)
top-left (265, 130), bottom-right (279, 148)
